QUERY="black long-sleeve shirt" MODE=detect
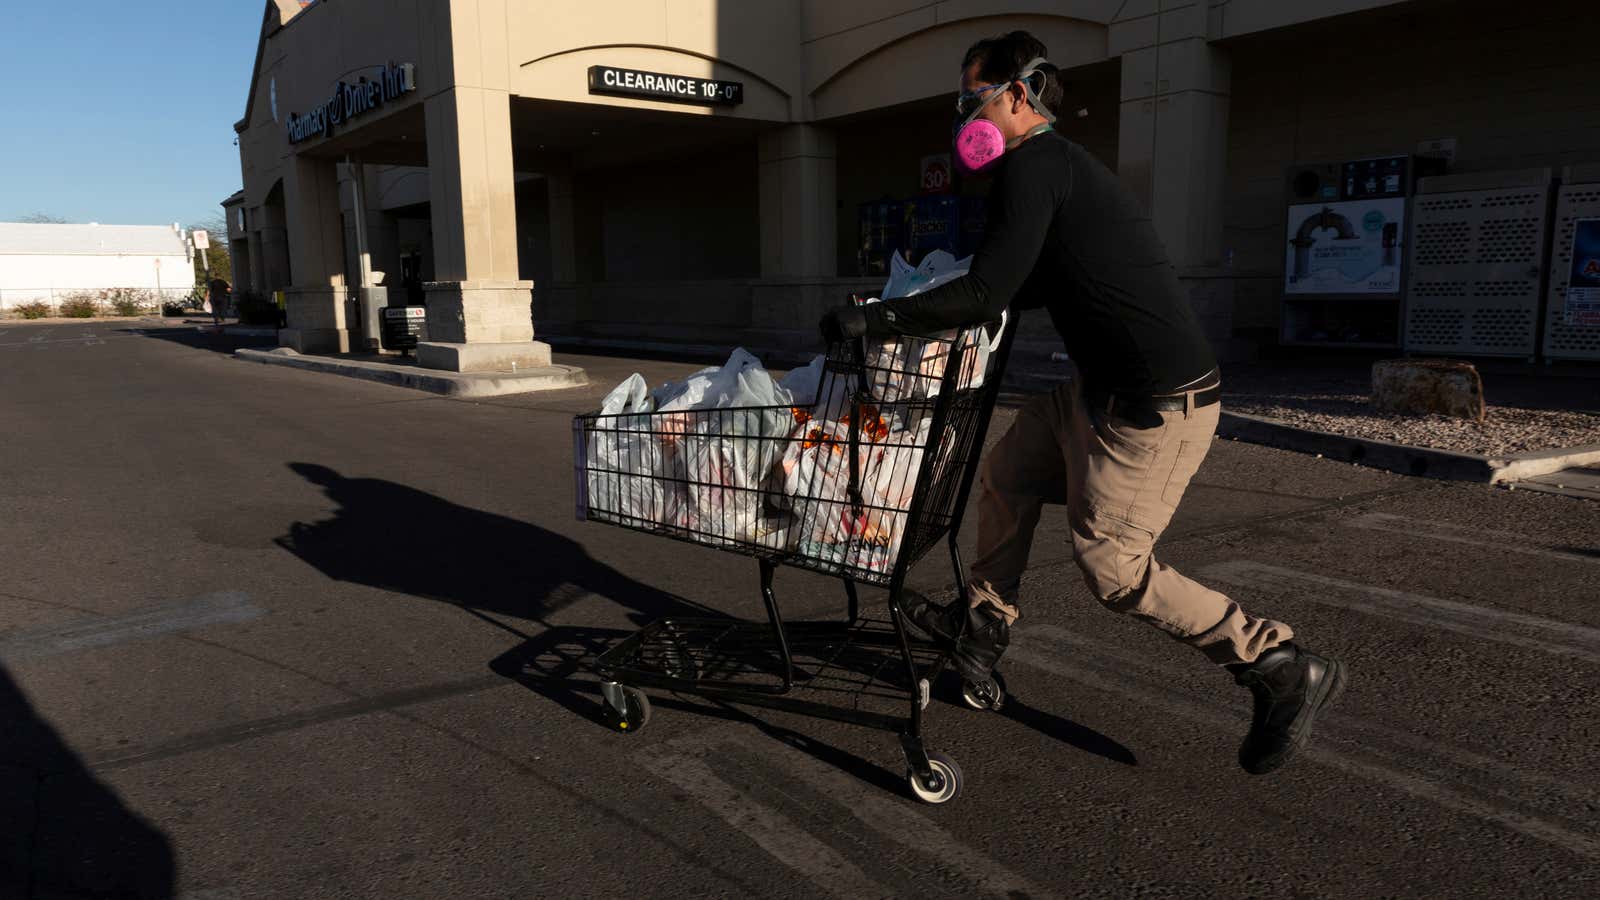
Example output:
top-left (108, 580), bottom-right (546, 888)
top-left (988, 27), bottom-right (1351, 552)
top-left (862, 130), bottom-right (1218, 396)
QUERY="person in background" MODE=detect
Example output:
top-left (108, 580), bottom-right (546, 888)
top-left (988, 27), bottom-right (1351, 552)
top-left (207, 276), bottom-right (231, 326)
top-left (819, 30), bottom-right (1346, 775)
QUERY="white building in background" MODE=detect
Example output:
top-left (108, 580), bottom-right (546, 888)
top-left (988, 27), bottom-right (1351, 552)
top-left (0, 222), bottom-right (194, 311)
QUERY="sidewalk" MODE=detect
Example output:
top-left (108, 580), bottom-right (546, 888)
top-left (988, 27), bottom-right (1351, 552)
top-left (1214, 354), bottom-right (1600, 489)
top-left (235, 344), bottom-right (588, 398)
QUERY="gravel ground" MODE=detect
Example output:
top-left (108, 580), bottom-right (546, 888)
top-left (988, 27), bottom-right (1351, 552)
top-left (1222, 390), bottom-right (1600, 456)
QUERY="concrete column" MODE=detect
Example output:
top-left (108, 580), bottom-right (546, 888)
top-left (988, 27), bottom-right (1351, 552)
top-left (758, 124), bottom-right (837, 279)
top-left (416, 85), bottom-right (546, 372)
top-left (1112, 2), bottom-right (1237, 352)
top-left (341, 161), bottom-right (399, 351)
top-left (231, 239), bottom-right (254, 297)
top-left (754, 125), bottom-right (838, 344)
top-left (280, 154), bottom-right (351, 353)
top-left (246, 225), bottom-right (264, 293)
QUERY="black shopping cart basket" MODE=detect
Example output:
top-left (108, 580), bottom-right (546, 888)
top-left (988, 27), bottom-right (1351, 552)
top-left (571, 314), bottom-right (1014, 804)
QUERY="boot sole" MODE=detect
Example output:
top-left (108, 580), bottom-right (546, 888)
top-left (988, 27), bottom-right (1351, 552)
top-left (949, 643), bottom-right (1005, 685)
top-left (1244, 658), bottom-right (1347, 775)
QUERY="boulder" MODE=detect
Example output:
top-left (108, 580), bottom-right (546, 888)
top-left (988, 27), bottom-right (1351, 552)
top-left (1371, 359), bottom-right (1485, 422)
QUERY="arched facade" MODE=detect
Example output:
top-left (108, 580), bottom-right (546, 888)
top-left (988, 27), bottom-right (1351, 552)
top-left (238, 0), bottom-right (1569, 368)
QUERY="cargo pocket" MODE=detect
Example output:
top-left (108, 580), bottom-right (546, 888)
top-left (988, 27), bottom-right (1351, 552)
top-left (1160, 435), bottom-right (1211, 507)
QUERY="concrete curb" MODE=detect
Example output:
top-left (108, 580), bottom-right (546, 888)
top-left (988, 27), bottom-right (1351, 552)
top-left (1217, 410), bottom-right (1600, 484)
top-left (234, 347), bottom-right (588, 397)
top-left (197, 324), bottom-right (278, 338)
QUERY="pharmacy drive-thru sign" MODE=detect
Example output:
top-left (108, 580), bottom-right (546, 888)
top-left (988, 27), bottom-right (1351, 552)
top-left (286, 62), bottom-right (417, 144)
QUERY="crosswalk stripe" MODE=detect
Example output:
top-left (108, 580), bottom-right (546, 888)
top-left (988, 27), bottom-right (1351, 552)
top-left (0, 592), bottom-right (263, 663)
top-left (1010, 624), bottom-right (1600, 861)
top-left (640, 751), bottom-right (893, 898)
top-left (1200, 560), bottom-right (1600, 664)
top-left (645, 729), bottom-right (1052, 898)
top-left (1345, 512), bottom-right (1599, 565)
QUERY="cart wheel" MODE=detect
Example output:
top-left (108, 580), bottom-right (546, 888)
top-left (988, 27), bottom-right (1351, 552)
top-left (961, 670), bottom-right (1006, 712)
top-left (907, 751), bottom-right (962, 805)
top-left (604, 686), bottom-right (651, 734)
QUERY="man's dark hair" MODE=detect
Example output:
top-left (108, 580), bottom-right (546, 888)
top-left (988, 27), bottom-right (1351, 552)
top-left (962, 30), bottom-right (1064, 116)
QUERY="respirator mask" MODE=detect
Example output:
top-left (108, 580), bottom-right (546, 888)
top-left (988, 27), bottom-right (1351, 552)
top-left (953, 56), bottom-right (1057, 174)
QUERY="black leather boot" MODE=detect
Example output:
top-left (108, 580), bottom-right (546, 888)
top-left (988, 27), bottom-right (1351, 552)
top-left (900, 590), bottom-right (960, 644)
top-left (1228, 643), bottom-right (1346, 775)
top-left (898, 590), bottom-right (1009, 683)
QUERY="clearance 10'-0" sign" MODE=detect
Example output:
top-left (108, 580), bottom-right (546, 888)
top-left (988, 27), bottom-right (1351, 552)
top-left (287, 62), bottom-right (417, 144)
top-left (587, 65), bottom-right (743, 106)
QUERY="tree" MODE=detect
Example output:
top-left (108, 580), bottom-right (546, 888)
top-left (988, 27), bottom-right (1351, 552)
top-left (14, 212), bottom-right (72, 224)
top-left (189, 215), bottom-right (233, 286)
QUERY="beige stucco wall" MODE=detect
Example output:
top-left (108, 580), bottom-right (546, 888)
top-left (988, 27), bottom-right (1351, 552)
top-left (231, 0), bottom-right (1600, 360)
top-left (508, 2), bottom-right (801, 122)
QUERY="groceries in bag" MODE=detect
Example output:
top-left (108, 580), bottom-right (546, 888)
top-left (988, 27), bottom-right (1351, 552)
top-left (862, 250), bottom-right (1007, 402)
top-left (579, 270), bottom-right (1002, 568)
top-left (583, 349), bottom-right (799, 543)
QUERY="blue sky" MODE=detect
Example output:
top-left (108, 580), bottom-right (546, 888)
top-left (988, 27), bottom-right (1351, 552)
top-left (0, 2), bottom-right (263, 228)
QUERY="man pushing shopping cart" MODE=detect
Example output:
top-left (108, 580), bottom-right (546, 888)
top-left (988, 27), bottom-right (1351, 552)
top-left (819, 30), bottom-right (1346, 777)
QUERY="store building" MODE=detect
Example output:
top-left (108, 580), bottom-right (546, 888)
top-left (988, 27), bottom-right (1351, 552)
top-left (228, 0), bottom-right (1600, 372)
top-left (0, 222), bottom-right (193, 313)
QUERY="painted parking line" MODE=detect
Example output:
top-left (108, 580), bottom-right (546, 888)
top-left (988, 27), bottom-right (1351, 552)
top-left (642, 751), bottom-right (893, 898)
top-left (1200, 560), bottom-right (1600, 664)
top-left (1009, 624), bottom-right (1600, 861)
top-left (0, 334), bottom-right (137, 350)
top-left (0, 592), bottom-right (264, 663)
top-left (1345, 512), bottom-right (1599, 565)
top-left (642, 730), bottom-right (1051, 899)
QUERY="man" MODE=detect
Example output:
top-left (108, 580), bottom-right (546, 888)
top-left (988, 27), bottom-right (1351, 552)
top-left (207, 276), bottom-right (231, 326)
top-left (819, 31), bottom-right (1345, 775)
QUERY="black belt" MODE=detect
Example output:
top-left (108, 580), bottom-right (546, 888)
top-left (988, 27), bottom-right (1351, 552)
top-left (1088, 383), bottom-right (1221, 415)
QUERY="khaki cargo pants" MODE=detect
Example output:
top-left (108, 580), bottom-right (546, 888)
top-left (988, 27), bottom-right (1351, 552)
top-left (969, 378), bottom-right (1292, 665)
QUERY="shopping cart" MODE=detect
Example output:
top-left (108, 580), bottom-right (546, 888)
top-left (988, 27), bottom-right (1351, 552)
top-left (571, 316), bottom-right (1014, 804)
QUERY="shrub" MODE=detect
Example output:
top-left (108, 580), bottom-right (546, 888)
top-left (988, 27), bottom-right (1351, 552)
top-left (107, 288), bottom-right (155, 317)
top-left (162, 298), bottom-right (187, 316)
top-left (57, 293), bottom-right (102, 318)
top-left (233, 291), bottom-right (281, 326)
top-left (12, 300), bottom-right (53, 319)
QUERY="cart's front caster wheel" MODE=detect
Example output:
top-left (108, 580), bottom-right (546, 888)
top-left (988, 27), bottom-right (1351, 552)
top-left (603, 685), bottom-right (651, 734)
top-left (961, 670), bottom-right (1006, 712)
top-left (907, 751), bottom-right (963, 804)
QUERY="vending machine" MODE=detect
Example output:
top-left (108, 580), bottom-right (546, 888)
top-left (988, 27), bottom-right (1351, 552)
top-left (1278, 156), bottom-right (1412, 348)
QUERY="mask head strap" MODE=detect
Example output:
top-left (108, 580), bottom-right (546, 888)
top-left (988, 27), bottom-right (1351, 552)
top-left (1014, 56), bottom-right (1058, 125)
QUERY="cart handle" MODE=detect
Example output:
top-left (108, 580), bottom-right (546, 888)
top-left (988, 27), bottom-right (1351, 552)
top-left (847, 335), bottom-right (868, 517)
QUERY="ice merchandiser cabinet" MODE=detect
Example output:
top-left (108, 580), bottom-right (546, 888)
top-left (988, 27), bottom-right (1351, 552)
top-left (1279, 156), bottom-right (1412, 349)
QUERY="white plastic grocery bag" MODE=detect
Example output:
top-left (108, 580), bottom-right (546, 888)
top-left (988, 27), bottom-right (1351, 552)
top-left (586, 372), bottom-right (681, 528)
top-left (656, 349), bottom-right (806, 543)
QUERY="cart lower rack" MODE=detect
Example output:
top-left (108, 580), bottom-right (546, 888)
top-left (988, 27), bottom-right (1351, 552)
top-left (572, 321), bottom-right (1013, 803)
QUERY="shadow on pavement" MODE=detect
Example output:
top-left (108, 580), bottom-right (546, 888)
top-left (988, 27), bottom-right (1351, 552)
top-left (489, 627), bottom-right (908, 795)
top-left (995, 689), bottom-right (1139, 766)
top-left (123, 323), bottom-right (276, 356)
top-left (276, 462), bottom-right (712, 626)
top-left (278, 463), bottom-right (1136, 791)
top-left (0, 664), bottom-right (175, 898)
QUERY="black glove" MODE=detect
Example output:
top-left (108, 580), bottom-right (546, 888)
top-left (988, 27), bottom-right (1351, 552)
top-left (819, 304), bottom-right (868, 344)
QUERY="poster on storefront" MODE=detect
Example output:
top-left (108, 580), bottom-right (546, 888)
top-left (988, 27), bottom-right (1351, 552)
top-left (1563, 218), bottom-right (1600, 327)
top-left (1284, 198), bottom-right (1405, 295)
top-left (919, 154), bottom-right (952, 194)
